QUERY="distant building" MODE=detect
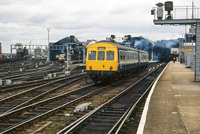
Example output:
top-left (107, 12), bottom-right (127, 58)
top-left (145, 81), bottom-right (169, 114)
top-left (49, 36), bottom-right (80, 61)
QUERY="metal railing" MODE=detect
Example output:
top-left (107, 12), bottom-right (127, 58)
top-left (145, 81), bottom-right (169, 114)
top-left (152, 6), bottom-right (200, 20)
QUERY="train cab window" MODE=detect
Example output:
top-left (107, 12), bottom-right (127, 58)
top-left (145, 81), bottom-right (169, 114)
top-left (88, 51), bottom-right (96, 60)
top-left (98, 51), bottom-right (105, 60)
top-left (106, 51), bottom-right (114, 60)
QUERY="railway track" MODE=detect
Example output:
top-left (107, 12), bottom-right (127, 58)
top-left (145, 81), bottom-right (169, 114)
top-left (0, 83), bottom-right (107, 133)
top-left (0, 59), bottom-right (49, 73)
top-left (0, 73), bottom-right (88, 115)
top-left (0, 62), bottom-right (165, 133)
top-left (0, 64), bottom-right (65, 84)
top-left (0, 63), bottom-right (61, 79)
top-left (0, 72), bottom-right (82, 94)
top-left (13, 62), bottom-right (164, 133)
top-left (57, 63), bottom-right (167, 134)
top-left (0, 59), bottom-right (31, 67)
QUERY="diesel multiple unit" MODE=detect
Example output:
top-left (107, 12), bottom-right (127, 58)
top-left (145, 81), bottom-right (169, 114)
top-left (86, 41), bottom-right (149, 83)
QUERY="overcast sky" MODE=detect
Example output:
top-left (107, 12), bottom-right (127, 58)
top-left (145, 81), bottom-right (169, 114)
top-left (0, 0), bottom-right (199, 52)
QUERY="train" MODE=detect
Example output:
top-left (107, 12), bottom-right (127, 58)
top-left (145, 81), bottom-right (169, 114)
top-left (86, 41), bottom-right (149, 83)
top-left (59, 54), bottom-right (66, 62)
top-left (58, 46), bottom-right (84, 63)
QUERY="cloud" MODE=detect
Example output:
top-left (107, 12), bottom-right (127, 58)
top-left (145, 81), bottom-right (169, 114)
top-left (0, 0), bottom-right (199, 52)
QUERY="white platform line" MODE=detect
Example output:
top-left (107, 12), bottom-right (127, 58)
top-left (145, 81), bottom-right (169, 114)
top-left (136, 63), bottom-right (169, 134)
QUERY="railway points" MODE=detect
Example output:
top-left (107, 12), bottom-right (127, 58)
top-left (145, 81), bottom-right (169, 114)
top-left (0, 61), bottom-right (162, 133)
top-left (0, 57), bottom-right (199, 134)
top-left (57, 63), bottom-right (166, 134)
top-left (0, 59), bottom-right (162, 132)
top-left (1, 55), bottom-right (199, 134)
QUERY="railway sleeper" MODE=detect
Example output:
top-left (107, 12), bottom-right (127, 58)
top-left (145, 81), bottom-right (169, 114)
top-left (98, 113), bottom-right (123, 117)
top-left (0, 122), bottom-right (16, 128)
top-left (101, 110), bottom-right (125, 114)
top-left (5, 119), bottom-right (23, 124)
top-left (78, 129), bottom-right (105, 134)
top-left (37, 107), bottom-right (53, 110)
top-left (93, 118), bottom-right (118, 123)
top-left (94, 116), bottom-right (120, 120)
top-left (104, 107), bottom-right (127, 111)
top-left (87, 122), bottom-right (115, 126)
top-left (79, 125), bottom-right (114, 132)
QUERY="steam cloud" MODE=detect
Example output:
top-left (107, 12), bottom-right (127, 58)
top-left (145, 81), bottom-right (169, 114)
top-left (153, 40), bottom-right (179, 61)
top-left (124, 37), bottom-right (179, 61)
top-left (124, 37), bottom-right (153, 60)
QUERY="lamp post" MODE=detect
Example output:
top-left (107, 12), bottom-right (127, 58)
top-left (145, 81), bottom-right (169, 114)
top-left (47, 28), bottom-right (50, 61)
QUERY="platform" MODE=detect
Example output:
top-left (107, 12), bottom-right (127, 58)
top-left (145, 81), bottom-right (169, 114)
top-left (139, 62), bottom-right (200, 134)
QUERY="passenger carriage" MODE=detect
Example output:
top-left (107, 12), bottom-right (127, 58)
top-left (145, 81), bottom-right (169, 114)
top-left (86, 41), bottom-right (149, 83)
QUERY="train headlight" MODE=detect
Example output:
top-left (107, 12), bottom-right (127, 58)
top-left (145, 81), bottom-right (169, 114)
top-left (110, 66), bottom-right (113, 70)
top-left (89, 66), bottom-right (92, 70)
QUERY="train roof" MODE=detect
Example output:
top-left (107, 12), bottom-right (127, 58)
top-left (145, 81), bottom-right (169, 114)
top-left (91, 41), bottom-right (148, 54)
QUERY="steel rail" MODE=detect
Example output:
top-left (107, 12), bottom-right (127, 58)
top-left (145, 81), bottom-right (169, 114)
top-left (0, 83), bottom-right (108, 134)
top-left (0, 64), bottom-right (62, 80)
top-left (109, 63), bottom-right (166, 134)
top-left (0, 70), bottom-right (86, 93)
top-left (0, 62), bottom-right (53, 77)
top-left (112, 63), bottom-right (169, 134)
top-left (0, 73), bottom-right (87, 105)
top-left (57, 63), bottom-right (166, 134)
top-left (3, 75), bottom-right (88, 114)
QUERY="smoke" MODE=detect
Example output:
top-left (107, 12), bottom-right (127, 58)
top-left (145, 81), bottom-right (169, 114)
top-left (153, 40), bottom-right (179, 61)
top-left (124, 37), bottom-right (154, 60)
top-left (123, 37), bottom-right (179, 61)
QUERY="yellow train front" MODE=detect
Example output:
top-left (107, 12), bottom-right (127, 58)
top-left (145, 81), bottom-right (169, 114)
top-left (86, 41), bottom-right (149, 83)
top-left (59, 54), bottom-right (66, 63)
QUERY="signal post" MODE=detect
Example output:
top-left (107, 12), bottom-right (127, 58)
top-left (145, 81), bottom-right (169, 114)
top-left (151, 1), bottom-right (200, 82)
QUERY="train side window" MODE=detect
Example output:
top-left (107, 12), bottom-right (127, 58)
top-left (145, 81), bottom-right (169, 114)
top-left (88, 51), bottom-right (96, 60)
top-left (106, 51), bottom-right (114, 60)
top-left (135, 53), bottom-right (138, 60)
top-left (132, 53), bottom-right (134, 60)
top-left (123, 52), bottom-right (125, 60)
top-left (120, 51), bottom-right (123, 60)
top-left (98, 51), bottom-right (105, 60)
